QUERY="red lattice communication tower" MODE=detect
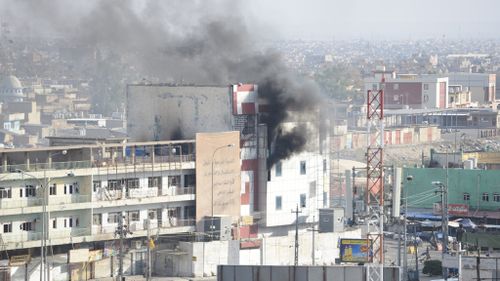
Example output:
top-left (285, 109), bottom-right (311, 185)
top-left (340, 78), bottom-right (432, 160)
top-left (365, 76), bottom-right (385, 281)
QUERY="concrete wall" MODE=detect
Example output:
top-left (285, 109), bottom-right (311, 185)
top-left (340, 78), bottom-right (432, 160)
top-left (126, 85), bottom-right (232, 142)
top-left (154, 228), bottom-right (361, 278)
top-left (217, 265), bottom-right (401, 281)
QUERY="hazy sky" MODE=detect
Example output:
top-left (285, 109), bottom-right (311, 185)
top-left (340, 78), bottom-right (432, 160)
top-left (1, 0), bottom-right (499, 41)
top-left (244, 0), bottom-right (500, 40)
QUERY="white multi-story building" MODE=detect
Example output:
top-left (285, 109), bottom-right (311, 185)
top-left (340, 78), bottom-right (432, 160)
top-left (0, 140), bottom-right (197, 253)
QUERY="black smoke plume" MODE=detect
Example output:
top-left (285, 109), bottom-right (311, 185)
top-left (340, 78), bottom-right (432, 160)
top-left (1, 0), bottom-right (323, 164)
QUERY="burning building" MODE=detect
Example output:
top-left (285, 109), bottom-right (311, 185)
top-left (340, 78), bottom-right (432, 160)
top-left (127, 83), bottom-right (330, 233)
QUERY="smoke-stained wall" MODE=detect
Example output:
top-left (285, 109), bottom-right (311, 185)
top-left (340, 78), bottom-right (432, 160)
top-left (127, 85), bottom-right (232, 141)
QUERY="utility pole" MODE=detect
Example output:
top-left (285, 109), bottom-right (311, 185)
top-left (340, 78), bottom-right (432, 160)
top-left (414, 224), bottom-right (419, 281)
top-left (291, 205), bottom-right (302, 266)
top-left (146, 219), bottom-right (152, 281)
top-left (403, 196), bottom-right (408, 280)
top-left (434, 179), bottom-right (448, 280)
top-left (116, 213), bottom-right (132, 281)
top-left (308, 215), bottom-right (319, 265)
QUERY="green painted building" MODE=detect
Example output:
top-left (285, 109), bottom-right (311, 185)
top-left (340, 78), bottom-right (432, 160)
top-left (402, 167), bottom-right (500, 213)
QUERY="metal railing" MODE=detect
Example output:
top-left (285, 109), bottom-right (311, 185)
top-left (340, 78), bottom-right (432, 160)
top-left (1, 161), bottom-right (92, 174)
top-left (0, 153), bottom-right (196, 175)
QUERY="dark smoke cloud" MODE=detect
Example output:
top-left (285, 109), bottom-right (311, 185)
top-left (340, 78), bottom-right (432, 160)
top-left (1, 0), bottom-right (324, 165)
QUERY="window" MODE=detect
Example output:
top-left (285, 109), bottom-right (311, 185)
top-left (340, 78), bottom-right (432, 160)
top-left (108, 212), bottom-right (120, 224)
top-left (49, 184), bottom-right (56, 195)
top-left (275, 162), bottom-right (282, 177)
top-left (300, 161), bottom-right (306, 175)
top-left (148, 177), bottom-right (162, 188)
top-left (275, 196), bottom-right (282, 210)
top-left (463, 192), bottom-right (470, 201)
top-left (63, 219), bottom-right (67, 228)
top-left (300, 193), bottom-right (307, 208)
top-left (25, 185), bottom-right (36, 197)
top-left (126, 178), bottom-right (140, 189)
top-left (93, 181), bottom-right (101, 192)
top-left (93, 214), bottom-right (102, 225)
top-left (3, 223), bottom-right (12, 233)
top-left (52, 219), bottom-right (57, 229)
top-left (423, 84), bottom-right (429, 90)
top-left (184, 174), bottom-right (196, 187)
top-left (482, 192), bottom-right (489, 202)
top-left (75, 218), bottom-right (79, 227)
top-left (0, 187), bottom-right (12, 199)
top-left (64, 184), bottom-right (67, 194)
top-left (494, 193), bottom-right (500, 202)
top-left (148, 209), bottom-right (157, 220)
top-left (168, 176), bottom-right (180, 187)
top-left (69, 218), bottom-right (73, 227)
top-left (108, 180), bottom-right (121, 190)
top-left (19, 189), bottom-right (23, 197)
top-left (129, 211), bottom-right (140, 222)
top-left (21, 222), bottom-right (32, 231)
top-left (323, 159), bottom-right (327, 173)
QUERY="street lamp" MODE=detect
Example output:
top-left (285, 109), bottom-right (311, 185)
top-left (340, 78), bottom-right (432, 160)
top-left (210, 144), bottom-right (235, 240)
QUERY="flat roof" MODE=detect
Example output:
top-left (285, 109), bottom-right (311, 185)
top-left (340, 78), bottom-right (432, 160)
top-left (0, 139), bottom-right (196, 154)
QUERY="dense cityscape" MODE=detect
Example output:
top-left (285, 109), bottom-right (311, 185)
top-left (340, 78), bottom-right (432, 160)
top-left (0, 1), bottom-right (499, 281)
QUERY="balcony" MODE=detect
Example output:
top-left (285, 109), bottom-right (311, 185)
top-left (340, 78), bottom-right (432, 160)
top-left (0, 198), bottom-right (42, 209)
top-left (94, 186), bottom-right (195, 203)
top-left (92, 218), bottom-right (196, 238)
top-left (0, 153), bottom-right (196, 175)
top-left (49, 227), bottom-right (90, 239)
top-left (1, 161), bottom-right (92, 173)
top-left (48, 195), bottom-right (90, 205)
top-left (1, 231), bottom-right (42, 243)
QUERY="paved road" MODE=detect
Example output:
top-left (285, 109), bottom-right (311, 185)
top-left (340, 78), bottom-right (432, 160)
top-left (385, 237), bottom-right (448, 281)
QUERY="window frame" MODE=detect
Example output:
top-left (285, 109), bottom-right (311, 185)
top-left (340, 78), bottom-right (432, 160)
top-left (49, 184), bottom-right (57, 196)
top-left (275, 196), bottom-right (282, 211)
top-left (463, 192), bottom-right (470, 201)
top-left (0, 187), bottom-right (12, 199)
top-left (3, 223), bottom-right (12, 233)
top-left (482, 192), bottom-right (489, 202)
top-left (494, 193), bottom-right (500, 202)
top-left (300, 161), bottom-right (307, 175)
top-left (275, 161), bottom-right (282, 177)
top-left (300, 193), bottom-right (307, 208)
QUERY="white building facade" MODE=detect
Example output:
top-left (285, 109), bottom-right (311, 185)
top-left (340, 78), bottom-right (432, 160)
top-left (0, 140), bottom-right (197, 254)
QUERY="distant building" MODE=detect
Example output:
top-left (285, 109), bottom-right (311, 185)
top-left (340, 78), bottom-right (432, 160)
top-left (448, 85), bottom-right (472, 108)
top-left (364, 69), bottom-right (449, 109)
top-left (0, 75), bottom-right (25, 102)
top-left (403, 167), bottom-right (500, 224)
top-left (447, 72), bottom-right (496, 104)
